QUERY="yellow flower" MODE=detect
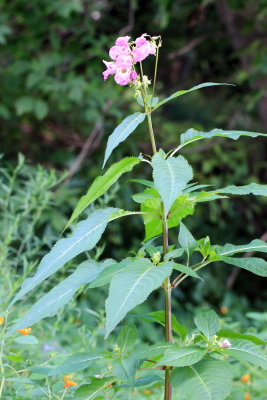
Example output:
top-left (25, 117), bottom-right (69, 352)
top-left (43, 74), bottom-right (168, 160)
top-left (244, 392), bottom-right (252, 400)
top-left (63, 375), bottom-right (77, 388)
top-left (220, 306), bottom-right (229, 315)
top-left (0, 316), bottom-right (4, 325)
top-left (17, 328), bottom-right (31, 336)
top-left (143, 389), bottom-right (152, 395)
top-left (241, 373), bottom-right (251, 384)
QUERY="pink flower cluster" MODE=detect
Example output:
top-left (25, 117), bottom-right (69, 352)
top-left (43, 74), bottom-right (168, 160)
top-left (103, 34), bottom-right (156, 86)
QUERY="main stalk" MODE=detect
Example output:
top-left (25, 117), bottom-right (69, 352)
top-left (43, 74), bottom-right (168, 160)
top-left (147, 108), bottom-right (172, 400)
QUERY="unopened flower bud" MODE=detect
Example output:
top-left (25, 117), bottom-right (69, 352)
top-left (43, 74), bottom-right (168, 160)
top-left (219, 339), bottom-right (231, 349)
top-left (152, 251), bottom-right (161, 265)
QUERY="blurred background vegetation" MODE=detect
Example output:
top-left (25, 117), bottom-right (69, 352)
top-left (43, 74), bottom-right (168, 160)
top-left (1, 0), bottom-right (267, 351)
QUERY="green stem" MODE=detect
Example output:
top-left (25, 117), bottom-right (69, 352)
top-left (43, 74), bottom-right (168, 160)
top-left (162, 205), bottom-right (173, 400)
top-left (150, 44), bottom-right (159, 110)
top-left (0, 317), bottom-right (7, 399)
top-left (147, 113), bottom-right (157, 154)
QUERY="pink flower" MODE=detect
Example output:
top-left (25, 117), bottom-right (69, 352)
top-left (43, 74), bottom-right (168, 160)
top-left (102, 60), bottom-right (117, 80)
top-left (109, 45), bottom-right (130, 60)
top-left (114, 68), bottom-right (135, 86)
top-left (130, 70), bottom-right (138, 82)
top-left (115, 36), bottom-right (131, 47)
top-left (135, 34), bottom-right (147, 47)
top-left (132, 40), bottom-right (156, 63)
top-left (116, 54), bottom-right (133, 69)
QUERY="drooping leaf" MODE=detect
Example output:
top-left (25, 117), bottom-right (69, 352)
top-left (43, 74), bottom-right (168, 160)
top-left (194, 310), bottom-right (220, 340)
top-left (129, 178), bottom-right (155, 188)
top-left (89, 258), bottom-right (132, 288)
top-left (113, 356), bottom-right (139, 386)
top-left (172, 359), bottom-right (233, 400)
top-left (103, 112), bottom-right (146, 167)
top-left (8, 261), bottom-right (101, 334)
top-left (224, 340), bottom-right (267, 369)
top-left (152, 153), bottom-right (193, 216)
top-left (75, 377), bottom-right (115, 400)
top-left (105, 259), bottom-right (173, 337)
top-left (179, 128), bottom-right (266, 149)
top-left (48, 353), bottom-right (104, 376)
top-left (178, 222), bottom-right (196, 249)
top-left (221, 256), bottom-right (267, 277)
top-left (217, 330), bottom-right (267, 345)
top-left (216, 183), bottom-right (267, 196)
top-left (153, 82), bottom-right (233, 110)
top-left (216, 239), bottom-right (267, 256)
top-left (118, 325), bottom-right (138, 352)
top-left (157, 346), bottom-right (207, 367)
top-left (141, 311), bottom-right (188, 340)
top-left (66, 157), bottom-right (140, 228)
top-left (164, 248), bottom-right (184, 260)
top-left (9, 208), bottom-right (117, 307)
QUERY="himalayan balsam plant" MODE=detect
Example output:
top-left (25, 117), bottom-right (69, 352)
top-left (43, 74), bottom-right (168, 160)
top-left (5, 34), bottom-right (267, 400)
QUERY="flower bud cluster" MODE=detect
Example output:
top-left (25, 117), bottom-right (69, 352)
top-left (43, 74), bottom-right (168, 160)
top-left (103, 34), bottom-right (156, 86)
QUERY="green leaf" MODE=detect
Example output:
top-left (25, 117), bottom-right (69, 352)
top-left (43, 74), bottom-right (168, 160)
top-left (89, 258), bottom-right (132, 288)
top-left (178, 222), bottom-right (196, 249)
top-left (113, 357), bottom-right (139, 385)
top-left (164, 248), bottom-right (184, 260)
top-left (221, 256), bottom-right (267, 277)
top-left (152, 153), bottom-right (193, 216)
top-left (66, 157), bottom-right (140, 228)
top-left (217, 330), bottom-right (267, 345)
top-left (216, 183), bottom-right (267, 196)
top-left (13, 335), bottom-right (39, 345)
top-left (137, 94), bottom-right (158, 107)
top-left (141, 191), bottom-right (195, 241)
top-left (217, 239), bottom-right (267, 256)
top-left (9, 208), bottom-right (117, 307)
top-left (179, 128), bottom-right (266, 149)
top-left (224, 340), bottom-right (267, 369)
top-left (194, 310), bottom-right (220, 340)
top-left (48, 353), bottom-right (104, 376)
top-left (15, 96), bottom-right (34, 115)
top-left (34, 99), bottom-right (48, 120)
top-left (172, 359), bottom-right (233, 400)
top-left (105, 259), bottom-right (173, 337)
top-left (129, 179), bottom-right (155, 188)
top-left (153, 82), bottom-right (233, 110)
top-left (103, 112), bottom-right (146, 167)
top-left (141, 311), bottom-right (188, 340)
top-left (157, 346), bottom-right (207, 367)
top-left (75, 378), bottom-right (115, 400)
top-left (8, 261), bottom-right (101, 334)
top-left (118, 325), bottom-right (138, 352)
top-left (6, 355), bottom-right (24, 362)
top-left (135, 343), bottom-right (174, 360)
top-left (172, 263), bottom-right (202, 280)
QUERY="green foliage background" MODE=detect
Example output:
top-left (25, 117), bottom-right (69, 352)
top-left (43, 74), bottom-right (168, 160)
top-left (1, 0), bottom-right (267, 327)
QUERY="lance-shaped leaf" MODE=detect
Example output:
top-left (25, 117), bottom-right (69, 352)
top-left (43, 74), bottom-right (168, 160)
top-left (224, 340), bottom-right (267, 369)
top-left (89, 258), bottom-right (132, 288)
top-left (105, 259), bottom-right (173, 337)
top-left (152, 153), bottom-right (193, 216)
top-left (48, 352), bottom-right (104, 376)
top-left (194, 309), bottom-right (220, 340)
top-left (8, 261), bottom-right (101, 334)
top-left (215, 183), bottom-right (267, 196)
top-left (141, 311), bottom-right (188, 340)
top-left (9, 208), bottom-right (117, 307)
top-left (172, 263), bottom-right (201, 280)
top-left (172, 360), bottom-right (233, 400)
top-left (217, 329), bottom-right (267, 346)
top-left (157, 346), bottom-right (207, 367)
top-left (216, 239), bottom-right (267, 256)
top-left (179, 128), bottom-right (266, 149)
top-left (113, 356), bottom-right (139, 386)
top-left (118, 325), bottom-right (138, 352)
top-left (153, 82), bottom-right (233, 110)
top-left (75, 377), bottom-right (115, 400)
top-left (66, 157), bottom-right (140, 228)
top-left (103, 112), bottom-right (146, 167)
top-left (178, 222), bottom-right (196, 249)
top-left (221, 256), bottom-right (267, 277)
